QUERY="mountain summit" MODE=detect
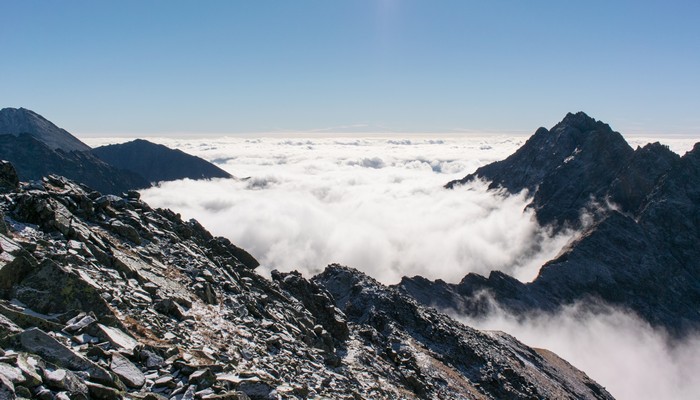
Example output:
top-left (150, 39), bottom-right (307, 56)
top-left (404, 113), bottom-right (700, 337)
top-left (446, 112), bottom-right (673, 228)
top-left (0, 107), bottom-right (91, 152)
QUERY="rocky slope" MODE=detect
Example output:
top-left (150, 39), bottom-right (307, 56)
top-left (407, 113), bottom-right (700, 337)
top-left (0, 162), bottom-right (613, 399)
top-left (93, 139), bottom-right (232, 183)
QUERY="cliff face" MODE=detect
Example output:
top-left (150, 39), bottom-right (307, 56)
top-left (406, 114), bottom-right (700, 337)
top-left (0, 162), bottom-right (612, 399)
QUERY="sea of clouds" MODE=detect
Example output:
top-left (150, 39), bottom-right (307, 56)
top-left (85, 134), bottom-right (700, 400)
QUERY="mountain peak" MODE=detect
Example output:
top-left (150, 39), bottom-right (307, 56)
top-left (0, 107), bottom-right (91, 152)
top-left (553, 111), bottom-right (613, 135)
top-left (446, 112), bottom-right (635, 227)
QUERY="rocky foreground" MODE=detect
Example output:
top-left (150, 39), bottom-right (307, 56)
top-left (0, 161), bottom-right (612, 399)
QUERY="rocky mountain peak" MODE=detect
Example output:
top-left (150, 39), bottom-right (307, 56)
top-left (554, 111), bottom-right (609, 133)
top-left (447, 112), bottom-right (636, 227)
top-left (0, 107), bottom-right (91, 152)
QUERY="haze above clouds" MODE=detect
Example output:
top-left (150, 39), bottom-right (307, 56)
top-left (85, 134), bottom-right (700, 400)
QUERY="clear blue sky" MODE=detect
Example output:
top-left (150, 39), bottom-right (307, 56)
top-left (2, 1), bottom-right (699, 136)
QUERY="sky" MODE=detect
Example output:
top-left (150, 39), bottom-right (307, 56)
top-left (2, 1), bottom-right (700, 136)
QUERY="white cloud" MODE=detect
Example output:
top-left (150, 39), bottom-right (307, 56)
top-left (455, 302), bottom-right (700, 400)
top-left (136, 135), bottom-right (577, 284)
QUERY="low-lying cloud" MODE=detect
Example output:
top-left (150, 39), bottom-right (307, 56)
top-left (84, 134), bottom-right (700, 400)
top-left (455, 302), bottom-right (700, 400)
top-left (137, 136), bottom-right (577, 284)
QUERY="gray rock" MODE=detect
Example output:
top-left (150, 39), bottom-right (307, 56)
top-left (188, 369), bottom-right (214, 389)
top-left (93, 324), bottom-right (138, 352)
top-left (110, 352), bottom-right (145, 389)
top-left (33, 385), bottom-right (52, 400)
top-left (0, 372), bottom-right (14, 400)
top-left (14, 354), bottom-right (41, 387)
top-left (63, 313), bottom-right (97, 334)
top-left (15, 328), bottom-right (115, 387)
top-left (0, 161), bottom-right (19, 194)
top-left (42, 366), bottom-right (89, 396)
top-left (0, 364), bottom-right (23, 386)
top-left (85, 381), bottom-right (123, 400)
top-left (139, 349), bottom-right (164, 369)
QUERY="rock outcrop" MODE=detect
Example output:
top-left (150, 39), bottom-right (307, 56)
top-left (407, 113), bottom-right (700, 337)
top-left (0, 164), bottom-right (613, 399)
top-left (93, 139), bottom-right (232, 183)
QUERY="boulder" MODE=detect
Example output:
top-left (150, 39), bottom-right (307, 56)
top-left (109, 352), bottom-right (144, 389)
top-left (14, 328), bottom-right (116, 387)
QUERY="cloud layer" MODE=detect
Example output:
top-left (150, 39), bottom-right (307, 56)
top-left (456, 302), bottom-right (700, 400)
top-left (136, 136), bottom-right (575, 283)
top-left (84, 134), bottom-right (700, 400)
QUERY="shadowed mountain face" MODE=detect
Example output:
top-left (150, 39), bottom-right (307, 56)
top-left (0, 107), bottom-right (91, 152)
top-left (93, 139), bottom-right (232, 183)
top-left (0, 162), bottom-right (612, 400)
top-left (407, 113), bottom-right (700, 337)
top-left (0, 134), bottom-right (149, 194)
top-left (446, 112), bottom-right (679, 228)
top-left (0, 107), bottom-right (232, 194)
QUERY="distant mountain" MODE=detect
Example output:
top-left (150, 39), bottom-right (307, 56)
top-left (410, 113), bottom-right (700, 337)
top-left (0, 134), bottom-right (149, 193)
top-left (0, 107), bottom-right (231, 194)
top-left (93, 139), bottom-right (232, 183)
top-left (0, 107), bottom-right (91, 152)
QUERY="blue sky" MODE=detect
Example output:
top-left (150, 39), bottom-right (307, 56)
top-left (2, 1), bottom-right (699, 136)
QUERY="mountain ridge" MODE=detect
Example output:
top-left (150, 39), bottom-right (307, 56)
top-left (0, 108), bottom-right (232, 194)
top-left (403, 113), bottom-right (700, 337)
top-left (93, 139), bottom-right (232, 183)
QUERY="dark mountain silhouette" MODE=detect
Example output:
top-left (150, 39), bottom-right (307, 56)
top-left (0, 134), bottom-right (149, 194)
top-left (93, 139), bottom-right (232, 183)
top-left (446, 112), bottom-right (680, 229)
top-left (405, 113), bottom-right (700, 337)
top-left (0, 107), bottom-right (231, 194)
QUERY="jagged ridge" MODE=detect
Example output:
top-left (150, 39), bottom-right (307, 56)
top-left (405, 113), bottom-right (700, 337)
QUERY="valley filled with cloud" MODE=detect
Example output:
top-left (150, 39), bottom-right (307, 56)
top-left (86, 134), bottom-right (700, 399)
